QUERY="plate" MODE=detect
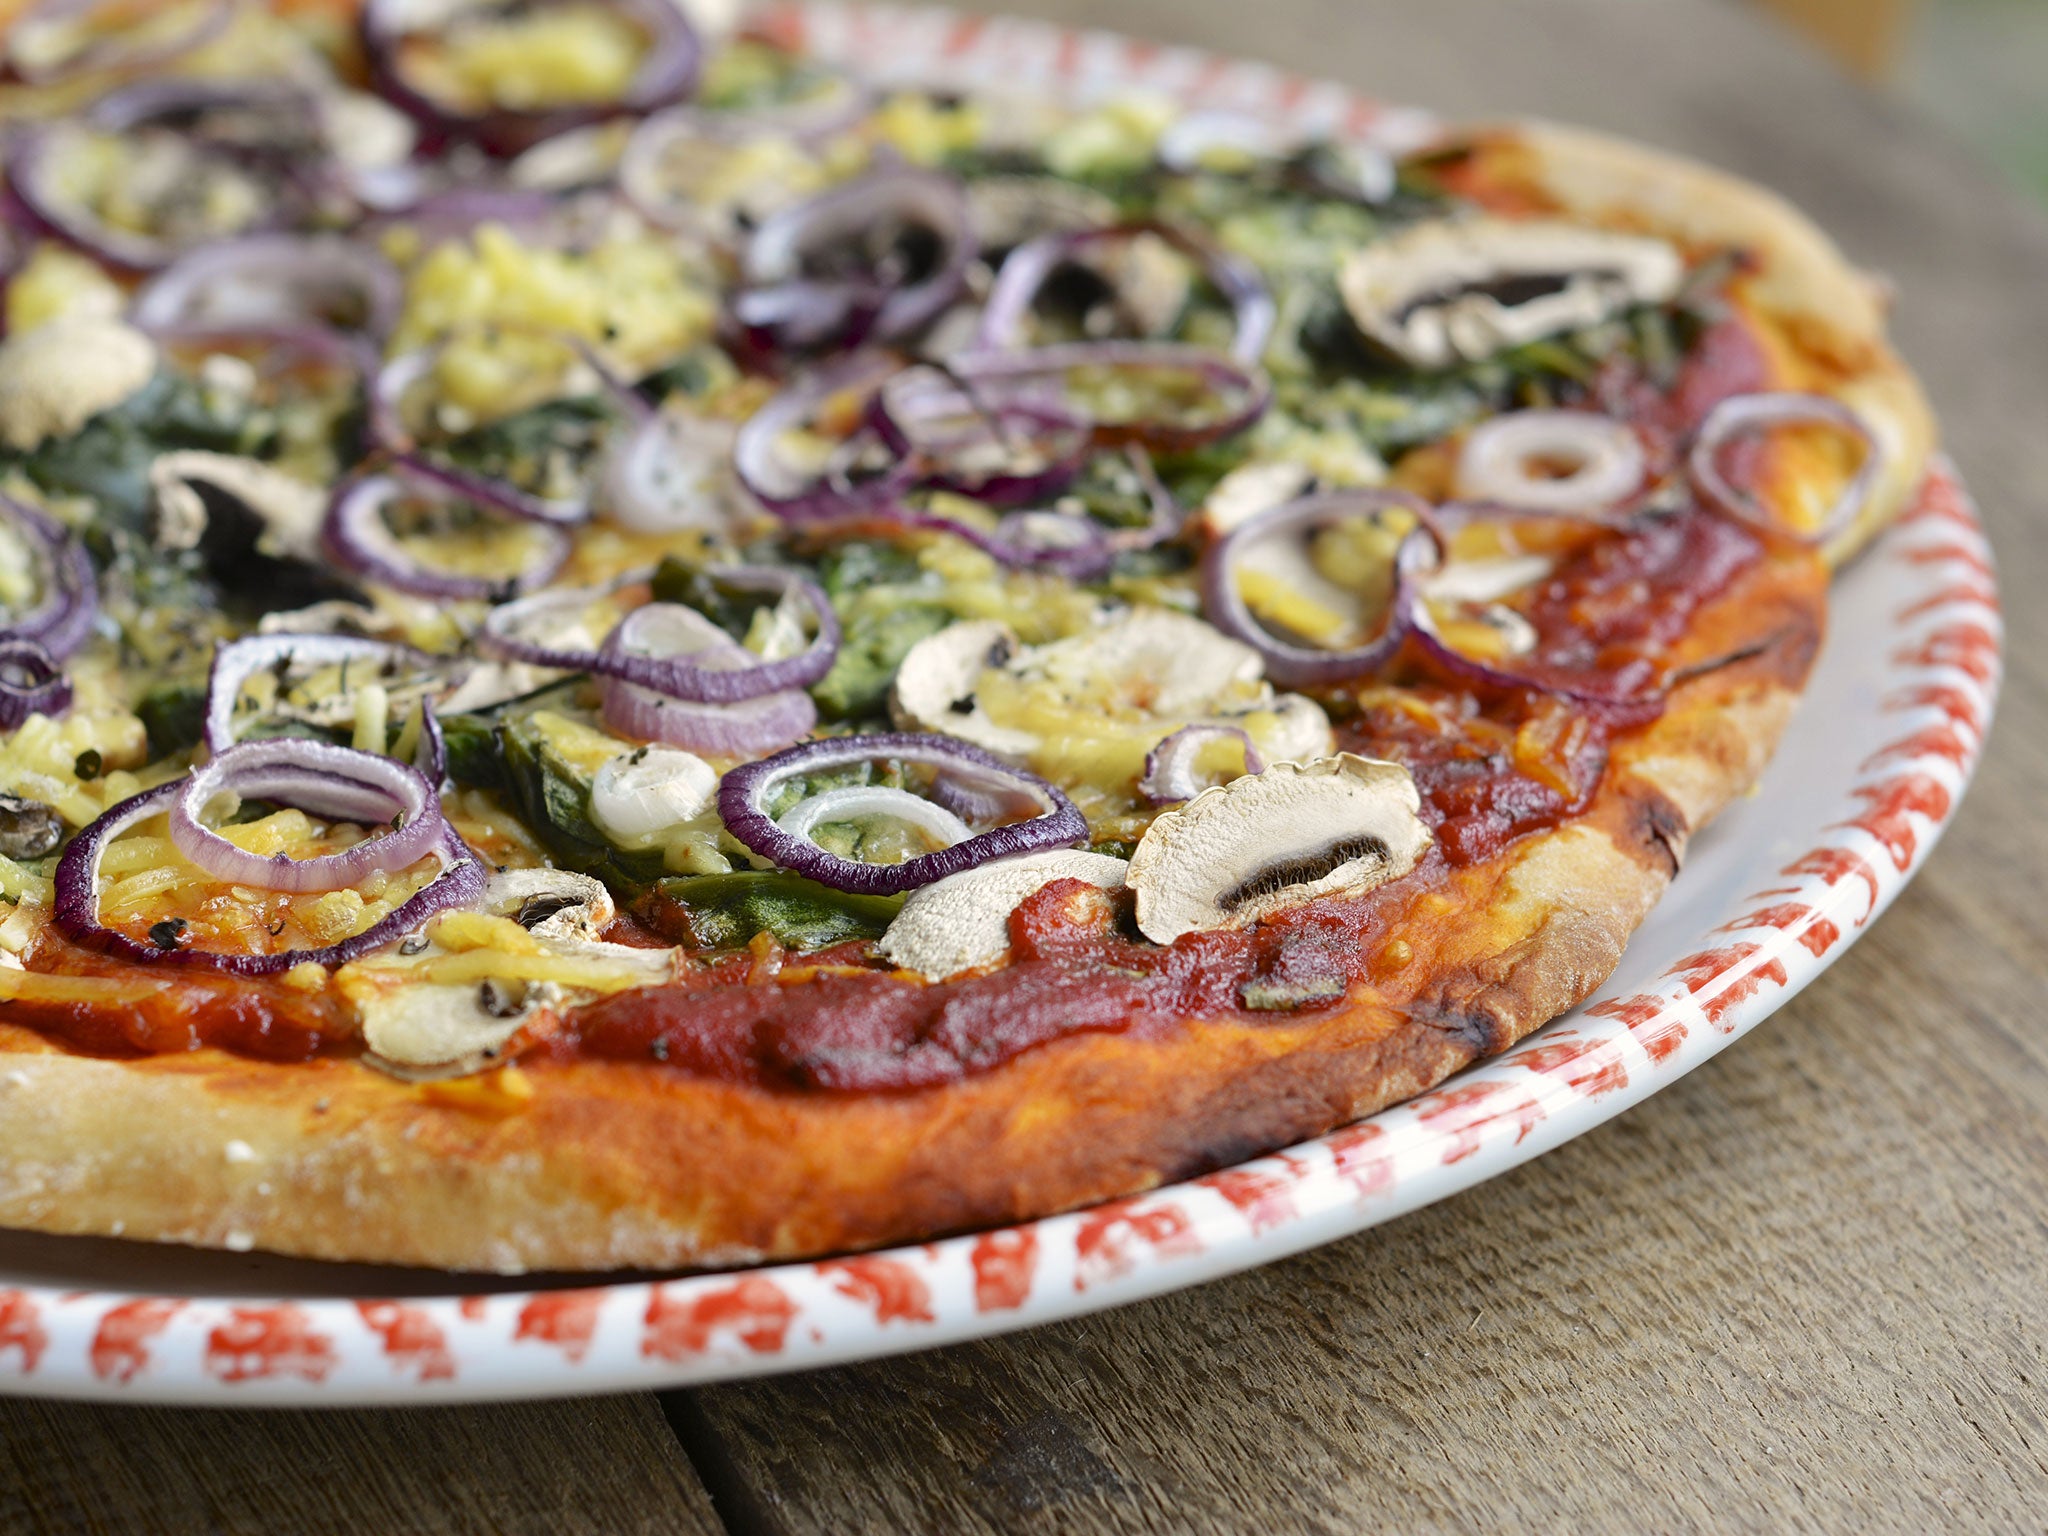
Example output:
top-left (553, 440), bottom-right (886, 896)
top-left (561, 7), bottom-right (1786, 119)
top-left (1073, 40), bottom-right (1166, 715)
top-left (0, 5), bottom-right (2002, 1404)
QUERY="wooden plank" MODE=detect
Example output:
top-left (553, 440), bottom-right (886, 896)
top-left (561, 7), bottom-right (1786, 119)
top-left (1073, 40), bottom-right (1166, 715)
top-left (0, 1394), bottom-right (726, 1536)
top-left (669, 0), bottom-right (2048, 1530)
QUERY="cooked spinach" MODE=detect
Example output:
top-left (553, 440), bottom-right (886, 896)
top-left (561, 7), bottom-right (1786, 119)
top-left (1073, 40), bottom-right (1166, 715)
top-left (644, 871), bottom-right (901, 952)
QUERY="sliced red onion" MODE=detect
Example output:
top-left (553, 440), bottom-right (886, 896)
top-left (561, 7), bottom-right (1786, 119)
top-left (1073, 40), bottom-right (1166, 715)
top-left (718, 733), bottom-right (1086, 896)
top-left (53, 781), bottom-right (485, 975)
top-left (369, 333), bottom-right (647, 526)
top-left (977, 222), bottom-right (1276, 365)
top-left (869, 363), bottom-right (1090, 507)
top-left (948, 342), bottom-right (1272, 454)
top-left (169, 738), bottom-right (445, 894)
top-left (732, 350), bottom-right (915, 520)
top-left (6, 0), bottom-right (234, 86)
top-left (1139, 724), bottom-right (1265, 804)
top-left (205, 632), bottom-right (444, 757)
top-left (360, 0), bottom-right (701, 157)
top-left (616, 101), bottom-right (853, 239)
top-left (323, 471), bottom-right (572, 602)
top-left (735, 167), bottom-right (975, 352)
top-left (1457, 410), bottom-right (1647, 516)
top-left (0, 494), bottom-right (96, 661)
top-left (1201, 490), bottom-right (1439, 687)
top-left (131, 234), bottom-right (403, 341)
top-left (1687, 392), bottom-right (1880, 547)
top-left (475, 577), bottom-right (636, 675)
top-left (600, 676), bottom-right (816, 756)
top-left (604, 578), bottom-right (838, 701)
top-left (0, 639), bottom-right (72, 730)
top-left (362, 186), bottom-right (626, 253)
top-left (6, 119), bottom-right (272, 272)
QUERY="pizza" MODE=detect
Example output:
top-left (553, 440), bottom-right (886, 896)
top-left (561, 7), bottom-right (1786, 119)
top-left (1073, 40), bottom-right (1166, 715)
top-left (0, 0), bottom-right (1933, 1272)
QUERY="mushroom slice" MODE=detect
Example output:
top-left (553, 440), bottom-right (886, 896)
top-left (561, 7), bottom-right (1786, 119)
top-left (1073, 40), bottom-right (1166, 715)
top-left (148, 451), bottom-right (327, 561)
top-left (358, 978), bottom-right (565, 1079)
top-left (1339, 218), bottom-right (1684, 370)
top-left (1199, 461), bottom-right (1318, 538)
top-left (889, 619), bottom-right (1040, 760)
top-left (0, 316), bottom-right (157, 452)
top-left (1127, 754), bottom-right (1429, 943)
top-left (482, 867), bottom-right (615, 945)
top-left (892, 610), bottom-right (1333, 784)
top-left (879, 850), bottom-right (1128, 980)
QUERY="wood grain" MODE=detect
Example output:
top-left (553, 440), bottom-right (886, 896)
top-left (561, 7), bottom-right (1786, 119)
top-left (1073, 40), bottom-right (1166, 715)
top-left (0, 1394), bottom-right (725, 1536)
top-left (668, 1), bottom-right (2048, 1531)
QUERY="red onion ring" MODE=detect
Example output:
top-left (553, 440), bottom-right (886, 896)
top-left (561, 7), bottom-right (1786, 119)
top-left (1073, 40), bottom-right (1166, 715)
top-left (948, 342), bottom-right (1272, 454)
top-left (0, 493), bottom-right (96, 661)
top-left (6, 119), bottom-right (271, 272)
top-left (599, 676), bottom-right (816, 756)
top-left (733, 350), bottom-right (916, 520)
top-left (977, 221), bottom-right (1276, 365)
top-left (360, 0), bottom-right (701, 157)
top-left (617, 94), bottom-right (866, 232)
top-left (479, 567), bottom-right (839, 703)
top-left (322, 471), bottom-right (572, 602)
top-left (204, 632), bottom-right (454, 758)
top-left (169, 738), bottom-right (446, 894)
top-left (1687, 391), bottom-right (1880, 547)
top-left (1201, 490), bottom-right (1438, 687)
top-left (53, 781), bottom-right (485, 975)
top-left (1138, 724), bottom-right (1265, 804)
top-left (5, 0), bottom-right (234, 87)
top-left (718, 733), bottom-right (1086, 896)
top-left (131, 234), bottom-right (403, 341)
top-left (0, 639), bottom-right (73, 730)
top-left (369, 332), bottom-right (648, 526)
top-left (734, 167), bottom-right (975, 352)
top-left (868, 364), bottom-right (1091, 508)
top-left (599, 578), bottom-right (839, 702)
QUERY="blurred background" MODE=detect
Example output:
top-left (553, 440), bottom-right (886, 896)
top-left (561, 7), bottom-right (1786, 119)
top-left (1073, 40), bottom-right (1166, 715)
top-left (1763, 0), bottom-right (2048, 208)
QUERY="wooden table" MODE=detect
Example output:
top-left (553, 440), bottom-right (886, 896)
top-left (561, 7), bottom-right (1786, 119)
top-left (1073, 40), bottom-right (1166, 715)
top-left (7, 1), bottom-right (2047, 1530)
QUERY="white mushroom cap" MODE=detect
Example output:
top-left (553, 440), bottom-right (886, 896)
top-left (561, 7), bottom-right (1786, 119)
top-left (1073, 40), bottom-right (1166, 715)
top-left (892, 609), bottom-right (1332, 777)
top-left (890, 618), bottom-right (1040, 759)
top-left (879, 850), bottom-right (1129, 980)
top-left (1025, 608), bottom-right (1263, 717)
top-left (1127, 754), bottom-right (1430, 943)
top-left (148, 451), bottom-right (327, 560)
top-left (482, 867), bottom-right (615, 945)
top-left (0, 316), bottom-right (156, 452)
top-left (1339, 218), bottom-right (1684, 370)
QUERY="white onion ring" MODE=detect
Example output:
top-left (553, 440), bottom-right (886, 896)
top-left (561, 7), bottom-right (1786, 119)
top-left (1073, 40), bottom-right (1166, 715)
top-left (1138, 724), bottom-right (1265, 804)
top-left (1456, 410), bottom-right (1646, 515)
top-left (169, 739), bottom-right (447, 894)
top-left (776, 785), bottom-right (974, 850)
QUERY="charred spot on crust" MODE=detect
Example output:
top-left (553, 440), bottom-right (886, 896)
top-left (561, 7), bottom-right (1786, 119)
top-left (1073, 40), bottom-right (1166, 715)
top-left (1640, 793), bottom-right (1689, 877)
top-left (1219, 835), bottom-right (1391, 914)
top-left (1415, 998), bottom-right (1511, 1057)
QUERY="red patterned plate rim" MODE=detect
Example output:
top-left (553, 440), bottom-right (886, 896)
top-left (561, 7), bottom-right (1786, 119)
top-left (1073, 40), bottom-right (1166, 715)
top-left (0, 4), bottom-right (2002, 1403)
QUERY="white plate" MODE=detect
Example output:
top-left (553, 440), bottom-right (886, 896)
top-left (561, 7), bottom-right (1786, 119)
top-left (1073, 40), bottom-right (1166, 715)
top-left (0, 6), bottom-right (2001, 1404)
